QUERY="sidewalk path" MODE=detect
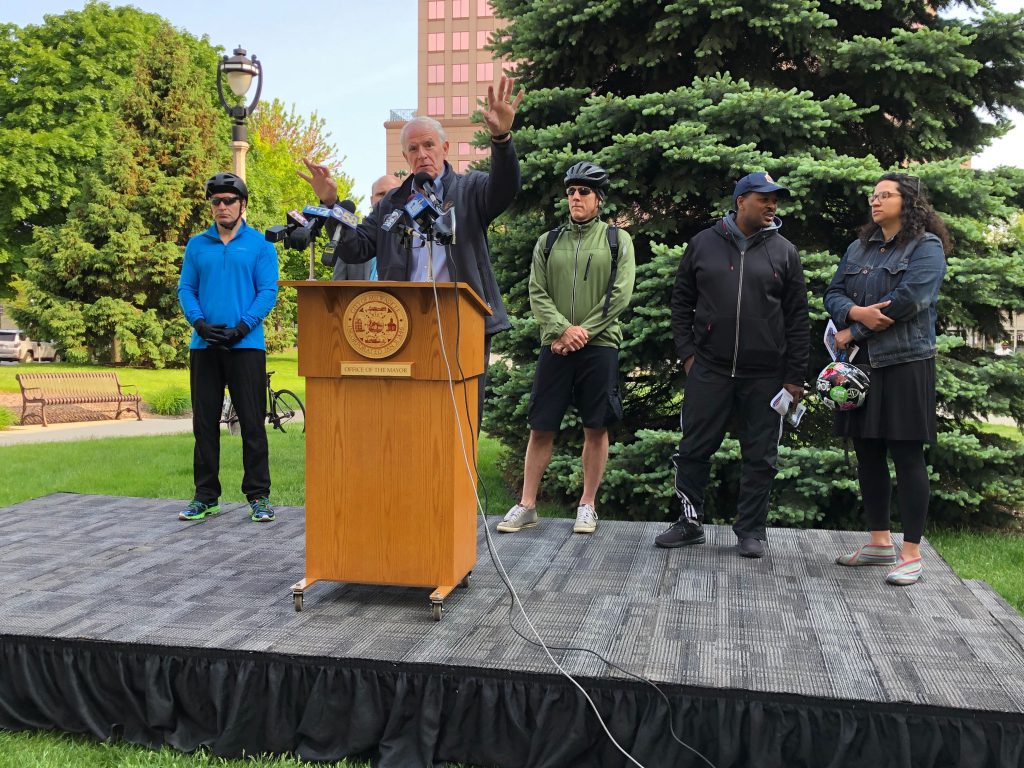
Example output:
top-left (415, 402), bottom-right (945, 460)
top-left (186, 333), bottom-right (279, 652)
top-left (0, 416), bottom-right (195, 446)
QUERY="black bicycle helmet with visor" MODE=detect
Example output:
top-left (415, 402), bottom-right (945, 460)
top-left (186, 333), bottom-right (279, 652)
top-left (564, 161), bottom-right (610, 198)
top-left (205, 172), bottom-right (248, 201)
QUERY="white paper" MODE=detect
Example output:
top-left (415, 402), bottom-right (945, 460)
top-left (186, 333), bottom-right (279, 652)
top-left (824, 319), bottom-right (859, 362)
top-left (770, 388), bottom-right (794, 417)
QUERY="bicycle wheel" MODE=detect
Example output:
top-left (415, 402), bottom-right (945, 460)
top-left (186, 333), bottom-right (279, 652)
top-left (271, 389), bottom-right (305, 433)
top-left (221, 396), bottom-right (241, 436)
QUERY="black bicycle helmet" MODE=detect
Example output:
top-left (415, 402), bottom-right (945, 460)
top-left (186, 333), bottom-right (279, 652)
top-left (564, 161), bottom-right (609, 196)
top-left (205, 172), bottom-right (248, 201)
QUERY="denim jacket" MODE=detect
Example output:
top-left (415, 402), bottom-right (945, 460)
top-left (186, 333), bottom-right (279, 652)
top-left (823, 230), bottom-right (946, 368)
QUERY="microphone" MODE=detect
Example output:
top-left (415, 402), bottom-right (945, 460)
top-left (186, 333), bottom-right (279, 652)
top-left (284, 209), bottom-right (313, 250)
top-left (413, 171), bottom-right (443, 209)
top-left (322, 200), bottom-right (360, 264)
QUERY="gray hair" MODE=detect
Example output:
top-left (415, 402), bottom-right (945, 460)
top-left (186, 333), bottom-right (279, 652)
top-left (400, 116), bottom-right (446, 148)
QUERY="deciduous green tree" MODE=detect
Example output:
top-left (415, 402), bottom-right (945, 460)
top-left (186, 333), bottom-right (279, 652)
top-left (0, 2), bottom-right (165, 297)
top-left (484, 0), bottom-right (1024, 528)
top-left (245, 99), bottom-right (357, 349)
top-left (12, 22), bottom-right (229, 367)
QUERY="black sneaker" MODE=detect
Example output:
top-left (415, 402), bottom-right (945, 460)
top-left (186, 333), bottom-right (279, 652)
top-left (737, 537), bottom-right (765, 558)
top-left (655, 518), bottom-right (705, 548)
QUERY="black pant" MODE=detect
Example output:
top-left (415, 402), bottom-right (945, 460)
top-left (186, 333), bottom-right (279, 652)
top-left (674, 362), bottom-right (784, 540)
top-left (852, 438), bottom-right (930, 544)
top-left (190, 348), bottom-right (270, 503)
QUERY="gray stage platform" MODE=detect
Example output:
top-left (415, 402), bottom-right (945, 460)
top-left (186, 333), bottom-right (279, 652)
top-left (2, 493), bottom-right (1024, 767)
top-left (3, 492), bottom-right (1023, 711)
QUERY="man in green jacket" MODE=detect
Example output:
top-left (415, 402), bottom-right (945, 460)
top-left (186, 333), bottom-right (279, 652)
top-left (497, 161), bottom-right (636, 535)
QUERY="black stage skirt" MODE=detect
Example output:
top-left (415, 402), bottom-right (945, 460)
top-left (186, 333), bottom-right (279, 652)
top-left (834, 357), bottom-right (936, 443)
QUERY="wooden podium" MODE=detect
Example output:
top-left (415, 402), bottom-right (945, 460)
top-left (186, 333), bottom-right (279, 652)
top-left (280, 281), bottom-right (489, 620)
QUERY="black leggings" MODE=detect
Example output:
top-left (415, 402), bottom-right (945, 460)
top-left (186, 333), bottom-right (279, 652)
top-left (852, 438), bottom-right (929, 544)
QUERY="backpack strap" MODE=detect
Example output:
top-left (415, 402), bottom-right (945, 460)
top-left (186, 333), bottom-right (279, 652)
top-left (543, 228), bottom-right (562, 260)
top-left (601, 226), bottom-right (620, 318)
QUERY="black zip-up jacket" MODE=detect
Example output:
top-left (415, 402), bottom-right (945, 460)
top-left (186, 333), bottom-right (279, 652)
top-left (671, 216), bottom-right (809, 384)
top-left (325, 139), bottom-right (520, 337)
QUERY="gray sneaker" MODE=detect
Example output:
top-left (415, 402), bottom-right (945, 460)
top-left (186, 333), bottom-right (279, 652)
top-left (497, 504), bottom-right (538, 533)
top-left (573, 503), bottom-right (598, 533)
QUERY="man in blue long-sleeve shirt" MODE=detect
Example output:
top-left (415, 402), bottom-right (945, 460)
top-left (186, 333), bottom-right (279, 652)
top-left (177, 172), bottom-right (279, 523)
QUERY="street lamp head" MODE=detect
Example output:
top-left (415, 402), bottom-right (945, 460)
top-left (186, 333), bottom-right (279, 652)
top-left (216, 45), bottom-right (263, 124)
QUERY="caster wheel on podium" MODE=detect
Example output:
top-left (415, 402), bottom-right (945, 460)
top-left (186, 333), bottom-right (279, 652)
top-left (459, 572), bottom-right (472, 589)
top-left (293, 592), bottom-right (303, 612)
top-left (431, 601), bottom-right (443, 621)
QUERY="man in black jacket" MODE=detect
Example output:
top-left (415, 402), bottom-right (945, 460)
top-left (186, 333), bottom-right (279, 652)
top-left (299, 76), bottom-right (522, 341)
top-left (655, 172), bottom-right (810, 558)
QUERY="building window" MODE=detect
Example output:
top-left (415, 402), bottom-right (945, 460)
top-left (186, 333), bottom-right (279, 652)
top-left (427, 97), bottom-right (444, 116)
top-left (476, 144), bottom-right (489, 155)
top-left (452, 96), bottom-right (469, 115)
top-left (452, 63), bottom-right (468, 83)
top-left (428, 1), bottom-right (445, 20)
top-left (458, 142), bottom-right (471, 154)
top-left (428, 65), bottom-right (445, 84)
top-left (428, 33), bottom-right (445, 52)
top-left (476, 62), bottom-right (493, 82)
top-left (452, 31), bottom-right (469, 50)
top-left (459, 160), bottom-right (472, 173)
top-left (477, 30), bottom-right (492, 50)
top-left (478, 0), bottom-right (494, 17)
top-left (452, 0), bottom-right (469, 18)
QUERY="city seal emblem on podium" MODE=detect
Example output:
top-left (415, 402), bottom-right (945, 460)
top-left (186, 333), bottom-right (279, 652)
top-left (344, 291), bottom-right (410, 359)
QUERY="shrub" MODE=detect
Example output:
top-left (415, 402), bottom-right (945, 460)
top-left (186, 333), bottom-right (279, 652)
top-left (0, 407), bottom-right (14, 430)
top-left (147, 387), bottom-right (191, 417)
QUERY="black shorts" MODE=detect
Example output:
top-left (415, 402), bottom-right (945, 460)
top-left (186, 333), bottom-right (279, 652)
top-left (528, 345), bottom-right (623, 431)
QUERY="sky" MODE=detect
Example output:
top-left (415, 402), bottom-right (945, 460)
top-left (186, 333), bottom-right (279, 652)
top-left (3, 0), bottom-right (1022, 205)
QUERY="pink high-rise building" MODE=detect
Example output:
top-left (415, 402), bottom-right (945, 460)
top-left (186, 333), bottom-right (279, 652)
top-left (385, 0), bottom-right (511, 176)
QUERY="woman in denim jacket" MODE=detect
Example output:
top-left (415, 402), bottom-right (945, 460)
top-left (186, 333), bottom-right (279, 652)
top-left (824, 173), bottom-right (949, 586)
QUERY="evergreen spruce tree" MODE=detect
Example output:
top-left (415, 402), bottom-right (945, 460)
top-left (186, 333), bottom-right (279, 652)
top-left (13, 22), bottom-right (229, 367)
top-left (484, 0), bottom-right (1024, 528)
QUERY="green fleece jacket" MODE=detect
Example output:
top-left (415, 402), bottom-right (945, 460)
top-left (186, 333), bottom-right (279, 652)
top-left (529, 218), bottom-right (635, 348)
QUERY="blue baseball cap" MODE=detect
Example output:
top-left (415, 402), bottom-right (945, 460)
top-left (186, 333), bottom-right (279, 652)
top-left (733, 172), bottom-right (790, 202)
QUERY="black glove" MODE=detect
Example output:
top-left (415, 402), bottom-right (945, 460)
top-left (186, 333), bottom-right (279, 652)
top-left (221, 321), bottom-right (251, 346)
top-left (194, 319), bottom-right (229, 346)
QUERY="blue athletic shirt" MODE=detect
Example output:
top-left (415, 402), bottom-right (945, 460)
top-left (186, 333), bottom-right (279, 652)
top-left (178, 221), bottom-right (279, 350)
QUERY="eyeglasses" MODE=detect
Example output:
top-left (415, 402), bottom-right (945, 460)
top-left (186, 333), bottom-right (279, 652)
top-left (210, 196), bottom-right (240, 207)
top-left (868, 191), bottom-right (901, 204)
top-left (565, 186), bottom-right (594, 197)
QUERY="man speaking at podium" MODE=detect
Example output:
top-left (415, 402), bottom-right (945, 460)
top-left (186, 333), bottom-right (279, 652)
top-left (299, 76), bottom-right (524, 413)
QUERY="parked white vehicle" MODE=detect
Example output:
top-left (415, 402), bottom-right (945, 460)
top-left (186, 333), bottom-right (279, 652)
top-left (0, 329), bottom-right (60, 363)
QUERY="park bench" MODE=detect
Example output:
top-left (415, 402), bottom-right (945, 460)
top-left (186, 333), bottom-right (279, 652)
top-left (16, 371), bottom-right (143, 427)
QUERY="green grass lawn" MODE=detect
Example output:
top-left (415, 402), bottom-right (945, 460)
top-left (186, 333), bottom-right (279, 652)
top-left (0, 350), bottom-right (305, 403)
top-left (0, 730), bottom-right (369, 768)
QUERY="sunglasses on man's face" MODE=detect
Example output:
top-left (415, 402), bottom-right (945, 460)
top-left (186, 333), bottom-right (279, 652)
top-left (565, 186), bottom-right (594, 198)
top-left (210, 196), bottom-right (240, 207)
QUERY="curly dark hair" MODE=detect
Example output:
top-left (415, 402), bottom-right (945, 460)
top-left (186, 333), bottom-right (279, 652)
top-left (859, 172), bottom-right (952, 254)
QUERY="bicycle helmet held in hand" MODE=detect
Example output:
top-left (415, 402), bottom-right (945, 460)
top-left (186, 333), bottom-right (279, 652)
top-left (564, 161), bottom-right (610, 196)
top-left (205, 172), bottom-right (248, 201)
top-left (816, 361), bottom-right (870, 411)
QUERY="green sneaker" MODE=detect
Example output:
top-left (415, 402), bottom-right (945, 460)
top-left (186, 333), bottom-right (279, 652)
top-left (179, 499), bottom-right (220, 521)
top-left (249, 497), bottom-right (275, 522)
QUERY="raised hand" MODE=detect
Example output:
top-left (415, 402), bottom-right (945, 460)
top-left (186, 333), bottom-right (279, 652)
top-left (482, 76), bottom-right (523, 138)
top-left (298, 158), bottom-right (339, 206)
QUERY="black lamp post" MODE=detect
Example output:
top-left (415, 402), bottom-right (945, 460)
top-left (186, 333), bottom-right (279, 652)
top-left (216, 45), bottom-right (263, 181)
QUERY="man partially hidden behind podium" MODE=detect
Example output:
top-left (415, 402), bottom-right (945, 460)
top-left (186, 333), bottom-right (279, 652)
top-left (299, 77), bottom-right (524, 417)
